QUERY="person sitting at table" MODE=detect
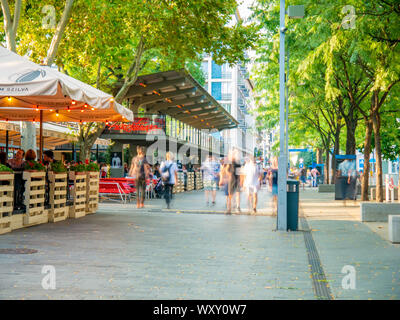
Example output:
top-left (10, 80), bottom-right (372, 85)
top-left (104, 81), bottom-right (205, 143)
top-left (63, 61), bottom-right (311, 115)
top-left (7, 148), bottom-right (25, 170)
top-left (43, 150), bottom-right (54, 167)
top-left (25, 149), bottom-right (36, 162)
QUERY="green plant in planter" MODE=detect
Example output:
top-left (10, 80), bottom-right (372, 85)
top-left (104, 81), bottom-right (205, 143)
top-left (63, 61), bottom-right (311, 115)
top-left (86, 162), bottom-right (99, 172)
top-left (0, 164), bottom-right (13, 173)
top-left (24, 160), bottom-right (46, 171)
top-left (50, 161), bottom-right (67, 173)
top-left (70, 163), bottom-right (87, 172)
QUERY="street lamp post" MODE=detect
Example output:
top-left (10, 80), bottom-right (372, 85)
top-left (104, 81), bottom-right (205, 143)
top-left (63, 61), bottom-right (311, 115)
top-left (277, 0), bottom-right (287, 231)
top-left (277, 2), bottom-right (304, 231)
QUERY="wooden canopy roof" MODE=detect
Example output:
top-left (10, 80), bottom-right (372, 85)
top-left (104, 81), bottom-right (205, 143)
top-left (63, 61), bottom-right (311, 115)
top-left (123, 69), bottom-right (238, 131)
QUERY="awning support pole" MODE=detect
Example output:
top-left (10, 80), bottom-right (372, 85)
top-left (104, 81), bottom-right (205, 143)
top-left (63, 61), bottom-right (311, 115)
top-left (6, 130), bottom-right (9, 156)
top-left (39, 110), bottom-right (43, 161)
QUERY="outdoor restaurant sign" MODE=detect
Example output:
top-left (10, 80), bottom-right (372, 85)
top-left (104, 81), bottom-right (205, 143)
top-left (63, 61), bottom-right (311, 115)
top-left (105, 115), bottom-right (166, 134)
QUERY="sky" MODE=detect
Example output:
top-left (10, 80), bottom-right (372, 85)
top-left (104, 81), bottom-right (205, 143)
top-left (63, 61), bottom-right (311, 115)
top-left (238, 0), bottom-right (255, 21)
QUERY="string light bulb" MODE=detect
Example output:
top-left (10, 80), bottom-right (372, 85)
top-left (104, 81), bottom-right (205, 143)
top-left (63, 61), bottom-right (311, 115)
top-left (7, 96), bottom-right (11, 102)
top-left (67, 106), bottom-right (71, 112)
top-left (56, 110), bottom-right (59, 117)
top-left (71, 100), bottom-right (76, 105)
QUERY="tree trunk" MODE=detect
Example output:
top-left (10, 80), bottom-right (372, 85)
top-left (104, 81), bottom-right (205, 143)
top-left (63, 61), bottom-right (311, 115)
top-left (316, 148), bottom-right (323, 164)
top-left (78, 123), bottom-right (105, 162)
top-left (331, 129), bottom-right (340, 184)
top-left (361, 119), bottom-right (373, 201)
top-left (324, 147), bottom-right (330, 184)
top-left (345, 120), bottom-right (357, 155)
top-left (372, 110), bottom-right (383, 202)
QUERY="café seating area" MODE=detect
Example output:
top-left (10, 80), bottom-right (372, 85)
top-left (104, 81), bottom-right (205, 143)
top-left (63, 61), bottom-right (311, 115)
top-left (0, 170), bottom-right (100, 235)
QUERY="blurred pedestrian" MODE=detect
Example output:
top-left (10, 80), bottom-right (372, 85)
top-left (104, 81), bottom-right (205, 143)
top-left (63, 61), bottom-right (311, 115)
top-left (219, 149), bottom-right (242, 214)
top-left (311, 167), bottom-right (319, 187)
top-left (300, 167), bottom-right (307, 190)
top-left (201, 155), bottom-right (220, 206)
top-left (129, 146), bottom-right (151, 208)
top-left (160, 152), bottom-right (178, 209)
top-left (243, 156), bottom-right (262, 214)
top-left (269, 157), bottom-right (278, 214)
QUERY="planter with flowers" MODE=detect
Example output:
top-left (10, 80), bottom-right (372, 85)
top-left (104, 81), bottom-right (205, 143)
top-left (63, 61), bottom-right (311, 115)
top-left (0, 164), bottom-right (14, 235)
top-left (48, 161), bottom-right (69, 223)
top-left (68, 162), bottom-right (87, 219)
top-left (22, 161), bottom-right (47, 226)
top-left (85, 161), bottom-right (100, 214)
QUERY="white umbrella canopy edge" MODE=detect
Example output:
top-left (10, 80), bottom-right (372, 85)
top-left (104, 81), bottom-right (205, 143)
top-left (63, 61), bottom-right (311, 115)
top-left (0, 46), bottom-right (133, 122)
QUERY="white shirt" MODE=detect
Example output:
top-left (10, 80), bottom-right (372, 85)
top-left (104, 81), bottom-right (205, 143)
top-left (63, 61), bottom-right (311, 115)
top-left (243, 161), bottom-right (260, 188)
top-left (160, 160), bottom-right (178, 184)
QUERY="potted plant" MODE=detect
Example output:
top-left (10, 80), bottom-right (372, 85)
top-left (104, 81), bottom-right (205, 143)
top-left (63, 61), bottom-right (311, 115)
top-left (69, 163), bottom-right (87, 175)
top-left (24, 160), bottom-right (46, 172)
top-left (50, 161), bottom-right (67, 173)
top-left (0, 164), bottom-right (13, 174)
top-left (86, 162), bottom-right (99, 172)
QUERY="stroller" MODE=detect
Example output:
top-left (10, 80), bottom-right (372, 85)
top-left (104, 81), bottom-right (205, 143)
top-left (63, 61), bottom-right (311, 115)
top-left (154, 177), bottom-right (163, 198)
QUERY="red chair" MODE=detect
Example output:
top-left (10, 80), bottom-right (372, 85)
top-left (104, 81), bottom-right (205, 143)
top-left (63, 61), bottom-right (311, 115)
top-left (99, 181), bottom-right (131, 203)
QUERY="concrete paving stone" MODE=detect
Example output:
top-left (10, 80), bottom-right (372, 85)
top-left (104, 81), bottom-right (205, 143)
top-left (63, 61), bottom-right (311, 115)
top-left (0, 187), bottom-right (399, 299)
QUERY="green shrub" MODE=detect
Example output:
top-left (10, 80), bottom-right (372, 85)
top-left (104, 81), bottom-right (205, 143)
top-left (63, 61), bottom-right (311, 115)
top-left (24, 160), bottom-right (46, 171)
top-left (50, 161), bottom-right (67, 173)
top-left (86, 162), bottom-right (100, 172)
top-left (70, 163), bottom-right (87, 172)
top-left (0, 164), bottom-right (13, 172)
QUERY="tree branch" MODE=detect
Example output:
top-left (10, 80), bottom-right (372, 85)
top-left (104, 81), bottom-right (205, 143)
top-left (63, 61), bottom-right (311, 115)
top-left (45, 0), bottom-right (75, 66)
top-left (12, 0), bottom-right (21, 38)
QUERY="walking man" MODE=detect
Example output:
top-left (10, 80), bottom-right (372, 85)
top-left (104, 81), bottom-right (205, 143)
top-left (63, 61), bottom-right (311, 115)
top-left (243, 156), bottom-right (262, 214)
top-left (201, 155), bottom-right (220, 206)
top-left (129, 146), bottom-right (151, 208)
top-left (311, 167), bottom-right (319, 187)
top-left (160, 152), bottom-right (178, 209)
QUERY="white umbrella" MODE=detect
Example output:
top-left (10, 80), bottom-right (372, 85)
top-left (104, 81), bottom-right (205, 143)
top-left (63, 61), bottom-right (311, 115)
top-left (0, 46), bottom-right (133, 122)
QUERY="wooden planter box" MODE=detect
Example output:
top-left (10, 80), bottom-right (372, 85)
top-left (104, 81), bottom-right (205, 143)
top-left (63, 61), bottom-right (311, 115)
top-left (0, 173), bottom-right (14, 235)
top-left (173, 172), bottom-right (185, 194)
top-left (195, 172), bottom-right (203, 190)
top-left (186, 172), bottom-right (195, 191)
top-left (86, 171), bottom-right (99, 214)
top-left (68, 171), bottom-right (87, 219)
top-left (22, 171), bottom-right (48, 226)
top-left (48, 172), bottom-right (69, 223)
top-left (11, 214), bottom-right (23, 231)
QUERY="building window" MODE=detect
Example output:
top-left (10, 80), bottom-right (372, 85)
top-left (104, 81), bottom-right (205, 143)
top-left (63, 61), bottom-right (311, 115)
top-left (221, 64), bottom-right (232, 79)
top-left (211, 82), bottom-right (222, 100)
top-left (211, 60), bottom-right (221, 79)
top-left (201, 61), bottom-right (209, 79)
top-left (221, 82), bottom-right (232, 100)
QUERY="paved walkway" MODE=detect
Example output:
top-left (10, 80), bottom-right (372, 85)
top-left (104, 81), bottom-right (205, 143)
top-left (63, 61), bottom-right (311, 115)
top-left (0, 187), bottom-right (398, 300)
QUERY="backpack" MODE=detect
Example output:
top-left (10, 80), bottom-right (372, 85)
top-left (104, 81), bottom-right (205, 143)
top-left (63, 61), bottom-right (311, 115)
top-left (161, 163), bottom-right (172, 183)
